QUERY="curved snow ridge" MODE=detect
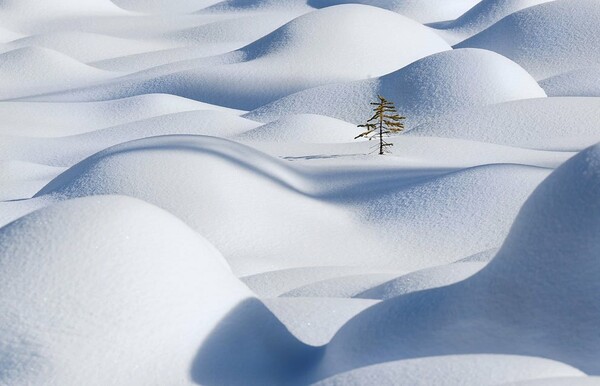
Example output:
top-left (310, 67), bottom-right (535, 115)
top-left (41, 5), bottom-right (450, 109)
top-left (540, 67), bottom-right (600, 97)
top-left (318, 143), bottom-right (600, 377)
top-left (434, 0), bottom-right (556, 44)
top-left (0, 94), bottom-right (243, 138)
top-left (457, 0), bottom-right (600, 79)
top-left (409, 97), bottom-right (600, 151)
top-left (0, 46), bottom-right (120, 100)
top-left (33, 135), bottom-right (382, 275)
top-left (0, 31), bottom-right (173, 63)
top-left (280, 272), bottom-right (400, 298)
top-left (348, 163), bottom-right (550, 271)
top-left (246, 48), bottom-right (545, 125)
top-left (234, 114), bottom-right (358, 143)
top-left (313, 355), bottom-right (585, 386)
top-left (356, 262), bottom-right (486, 300)
top-left (0, 110), bottom-right (261, 167)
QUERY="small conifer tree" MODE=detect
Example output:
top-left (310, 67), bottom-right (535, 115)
top-left (355, 95), bottom-right (405, 155)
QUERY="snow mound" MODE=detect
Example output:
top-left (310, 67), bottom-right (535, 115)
top-left (435, 0), bottom-right (556, 44)
top-left (235, 114), bottom-right (357, 143)
top-left (33, 135), bottom-right (379, 275)
top-left (409, 97), bottom-right (600, 150)
top-left (457, 0), bottom-right (600, 79)
top-left (357, 262), bottom-right (485, 300)
top-left (314, 355), bottom-right (585, 386)
top-left (0, 195), bottom-right (252, 385)
top-left (1, 31), bottom-right (170, 63)
top-left (0, 94), bottom-right (243, 138)
top-left (540, 68), bottom-right (600, 97)
top-left (320, 143), bottom-right (600, 376)
top-left (0, 110), bottom-right (261, 167)
top-left (246, 48), bottom-right (545, 125)
top-left (54, 5), bottom-right (450, 109)
top-left (0, 47), bottom-right (118, 100)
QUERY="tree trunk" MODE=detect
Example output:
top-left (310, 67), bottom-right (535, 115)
top-left (379, 112), bottom-right (384, 155)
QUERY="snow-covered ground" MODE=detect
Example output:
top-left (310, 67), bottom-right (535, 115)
top-left (0, 1), bottom-right (598, 385)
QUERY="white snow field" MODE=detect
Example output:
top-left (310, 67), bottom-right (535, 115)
top-left (0, 0), bottom-right (598, 385)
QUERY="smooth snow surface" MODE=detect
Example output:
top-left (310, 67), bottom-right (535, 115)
top-left (1, 0), bottom-right (599, 384)
top-left (457, 0), bottom-right (600, 79)
top-left (247, 48), bottom-right (545, 125)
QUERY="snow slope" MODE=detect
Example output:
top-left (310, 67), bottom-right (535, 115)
top-left (0, 47), bottom-right (119, 100)
top-left (319, 143), bottom-right (600, 377)
top-left (0, 1), bottom-right (597, 384)
top-left (247, 48), bottom-right (545, 125)
top-left (434, 0), bottom-right (557, 44)
top-left (0, 195), bottom-right (251, 385)
top-left (40, 5), bottom-right (450, 109)
top-left (457, 0), bottom-right (600, 79)
top-left (409, 97), bottom-right (600, 150)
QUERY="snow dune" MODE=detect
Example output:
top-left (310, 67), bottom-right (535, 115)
top-left (0, 94), bottom-right (242, 138)
top-left (314, 355), bottom-right (585, 386)
top-left (31, 135), bottom-right (562, 276)
top-left (0, 47), bottom-right (119, 100)
top-left (434, 0), bottom-right (557, 44)
top-left (247, 48), bottom-right (545, 126)
top-left (319, 142), bottom-right (600, 377)
top-left (457, 0), bottom-right (600, 79)
top-left (409, 97), bottom-right (600, 150)
top-left (540, 68), bottom-right (600, 97)
top-left (0, 195), bottom-right (250, 385)
top-left (41, 5), bottom-right (450, 109)
top-left (0, 1), bottom-right (598, 384)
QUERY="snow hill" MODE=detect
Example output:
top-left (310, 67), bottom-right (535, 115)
top-left (0, 0), bottom-right (599, 384)
top-left (44, 5), bottom-right (450, 109)
top-left (319, 143), bottom-right (600, 378)
top-left (247, 48), bottom-right (545, 126)
top-left (457, 0), bottom-right (600, 79)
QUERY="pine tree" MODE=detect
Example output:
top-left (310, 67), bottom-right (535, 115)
top-left (355, 95), bottom-right (405, 155)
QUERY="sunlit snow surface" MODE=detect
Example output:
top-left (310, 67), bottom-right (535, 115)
top-left (0, 1), bottom-right (599, 385)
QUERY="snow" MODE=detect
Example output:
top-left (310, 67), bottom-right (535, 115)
top-left (1, 0), bottom-right (598, 384)
top-left (313, 355), bottom-right (585, 386)
top-left (247, 48), bottom-right (545, 126)
top-left (457, 0), bottom-right (600, 79)
top-left (0, 195), bottom-right (252, 385)
top-left (318, 143), bottom-right (600, 378)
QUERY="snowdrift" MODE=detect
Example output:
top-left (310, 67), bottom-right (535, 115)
top-left (457, 0), bottom-right (600, 79)
top-left (409, 97), bottom-right (600, 150)
top-left (0, 47), bottom-right (118, 100)
top-left (320, 143), bottom-right (600, 377)
top-left (540, 68), bottom-right (600, 97)
top-left (247, 48), bottom-right (545, 125)
top-left (435, 0), bottom-right (556, 44)
top-left (46, 5), bottom-right (450, 109)
top-left (33, 135), bottom-right (381, 275)
top-left (314, 355), bottom-right (584, 386)
top-left (235, 114), bottom-right (357, 143)
top-left (0, 94), bottom-right (240, 138)
top-left (0, 195), bottom-right (251, 385)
